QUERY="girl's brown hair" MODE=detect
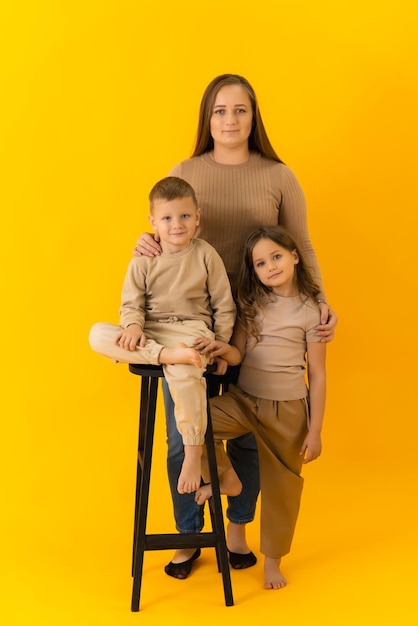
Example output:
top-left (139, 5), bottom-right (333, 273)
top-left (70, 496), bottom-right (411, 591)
top-left (192, 74), bottom-right (283, 163)
top-left (236, 226), bottom-right (320, 342)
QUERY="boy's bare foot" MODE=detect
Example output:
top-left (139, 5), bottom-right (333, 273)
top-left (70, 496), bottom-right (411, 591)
top-left (177, 445), bottom-right (202, 494)
top-left (159, 343), bottom-right (202, 368)
top-left (194, 468), bottom-right (242, 505)
top-left (264, 556), bottom-right (287, 589)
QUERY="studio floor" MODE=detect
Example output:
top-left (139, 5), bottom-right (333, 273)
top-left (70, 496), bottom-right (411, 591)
top-left (2, 407), bottom-right (416, 626)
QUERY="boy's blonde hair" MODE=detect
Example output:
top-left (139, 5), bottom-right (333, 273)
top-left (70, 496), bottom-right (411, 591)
top-left (149, 176), bottom-right (198, 212)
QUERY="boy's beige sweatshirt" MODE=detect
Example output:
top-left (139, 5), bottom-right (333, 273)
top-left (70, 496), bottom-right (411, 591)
top-left (119, 238), bottom-right (236, 344)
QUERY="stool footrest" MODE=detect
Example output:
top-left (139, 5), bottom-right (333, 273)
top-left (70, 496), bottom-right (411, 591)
top-left (143, 532), bottom-right (223, 551)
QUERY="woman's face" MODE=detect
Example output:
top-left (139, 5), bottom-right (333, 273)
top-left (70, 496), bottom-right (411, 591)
top-left (210, 84), bottom-right (253, 151)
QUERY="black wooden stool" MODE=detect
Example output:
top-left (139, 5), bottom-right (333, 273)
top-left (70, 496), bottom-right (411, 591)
top-left (128, 363), bottom-right (234, 612)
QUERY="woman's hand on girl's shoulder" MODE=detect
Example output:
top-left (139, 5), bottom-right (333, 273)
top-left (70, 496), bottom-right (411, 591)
top-left (132, 232), bottom-right (162, 257)
top-left (314, 305), bottom-right (338, 343)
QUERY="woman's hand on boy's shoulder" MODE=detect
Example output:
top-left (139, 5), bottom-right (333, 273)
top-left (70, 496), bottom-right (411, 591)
top-left (132, 232), bottom-right (162, 257)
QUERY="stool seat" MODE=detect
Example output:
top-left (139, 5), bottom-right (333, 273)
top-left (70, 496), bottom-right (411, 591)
top-left (129, 364), bottom-right (165, 377)
top-left (128, 363), bottom-right (233, 611)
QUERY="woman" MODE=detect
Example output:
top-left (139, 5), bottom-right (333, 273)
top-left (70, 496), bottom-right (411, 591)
top-left (134, 74), bottom-right (337, 579)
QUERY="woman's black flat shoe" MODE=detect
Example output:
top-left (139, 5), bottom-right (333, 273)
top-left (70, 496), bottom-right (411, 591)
top-left (164, 548), bottom-right (201, 579)
top-left (227, 549), bottom-right (257, 569)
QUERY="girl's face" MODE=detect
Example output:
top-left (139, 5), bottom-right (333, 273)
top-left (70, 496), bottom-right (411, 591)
top-left (210, 84), bottom-right (253, 151)
top-left (252, 238), bottom-right (299, 297)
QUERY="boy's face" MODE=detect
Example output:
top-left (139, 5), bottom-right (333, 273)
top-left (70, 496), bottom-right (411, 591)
top-left (148, 197), bottom-right (200, 254)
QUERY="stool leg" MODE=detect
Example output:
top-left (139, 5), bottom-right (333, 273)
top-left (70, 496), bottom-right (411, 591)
top-left (128, 365), bottom-right (234, 611)
top-left (132, 376), bottom-right (151, 576)
top-left (131, 376), bottom-right (159, 612)
top-left (205, 401), bottom-right (234, 607)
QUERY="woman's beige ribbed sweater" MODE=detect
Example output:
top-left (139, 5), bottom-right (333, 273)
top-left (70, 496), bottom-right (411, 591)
top-left (170, 152), bottom-right (325, 298)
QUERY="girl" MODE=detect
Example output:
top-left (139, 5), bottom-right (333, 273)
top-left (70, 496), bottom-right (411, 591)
top-left (193, 225), bottom-right (327, 590)
top-left (133, 74), bottom-right (335, 577)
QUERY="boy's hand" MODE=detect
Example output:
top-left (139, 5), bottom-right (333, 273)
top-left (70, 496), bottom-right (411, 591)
top-left (300, 431), bottom-right (322, 464)
top-left (115, 325), bottom-right (146, 351)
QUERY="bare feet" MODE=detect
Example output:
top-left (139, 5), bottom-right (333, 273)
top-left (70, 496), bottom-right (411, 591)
top-left (177, 445), bottom-right (202, 494)
top-left (264, 556), bottom-right (287, 589)
top-left (159, 343), bottom-right (202, 368)
top-left (194, 468), bottom-right (242, 505)
top-left (194, 483), bottom-right (212, 505)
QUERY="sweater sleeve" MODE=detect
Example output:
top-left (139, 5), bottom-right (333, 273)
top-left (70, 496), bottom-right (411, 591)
top-left (278, 165), bottom-right (326, 300)
top-left (205, 246), bottom-right (236, 343)
top-left (168, 163), bottom-right (182, 177)
top-left (119, 259), bottom-right (147, 329)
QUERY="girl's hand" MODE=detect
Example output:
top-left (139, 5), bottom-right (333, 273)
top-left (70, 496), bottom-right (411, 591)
top-left (300, 431), bottom-right (322, 464)
top-left (193, 338), bottom-right (230, 358)
top-left (115, 325), bottom-right (146, 351)
top-left (193, 337), bottom-right (212, 351)
top-left (132, 232), bottom-right (162, 257)
top-left (213, 357), bottom-right (228, 376)
top-left (314, 305), bottom-right (338, 343)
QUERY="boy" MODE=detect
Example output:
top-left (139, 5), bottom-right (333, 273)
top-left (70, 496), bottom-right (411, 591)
top-left (89, 176), bottom-right (240, 496)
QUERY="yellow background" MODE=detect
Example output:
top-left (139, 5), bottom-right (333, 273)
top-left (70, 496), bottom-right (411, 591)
top-left (1, 1), bottom-right (417, 624)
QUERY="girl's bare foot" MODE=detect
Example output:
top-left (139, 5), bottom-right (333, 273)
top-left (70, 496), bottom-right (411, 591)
top-left (195, 483), bottom-right (212, 505)
top-left (264, 556), bottom-right (287, 589)
top-left (195, 468), bottom-right (242, 505)
top-left (159, 343), bottom-right (202, 368)
top-left (177, 445), bottom-right (202, 494)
